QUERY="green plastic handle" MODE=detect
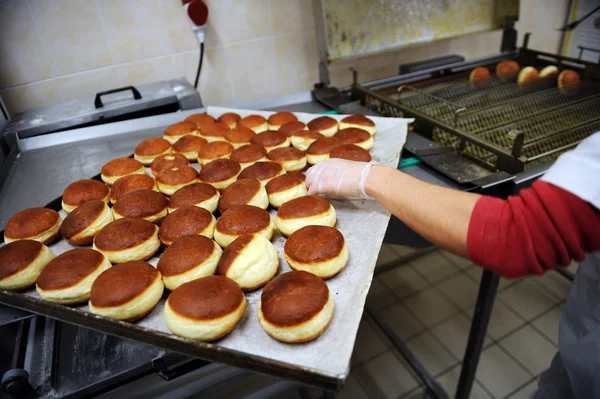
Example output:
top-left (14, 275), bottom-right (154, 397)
top-left (318, 110), bottom-right (340, 115)
top-left (398, 157), bottom-right (421, 169)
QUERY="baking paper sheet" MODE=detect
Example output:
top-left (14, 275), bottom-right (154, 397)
top-left (19, 106), bottom-right (412, 382)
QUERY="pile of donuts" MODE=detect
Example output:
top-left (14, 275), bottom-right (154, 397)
top-left (469, 59), bottom-right (580, 89)
top-left (0, 111), bottom-right (378, 344)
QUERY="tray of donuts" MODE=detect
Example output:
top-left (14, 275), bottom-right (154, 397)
top-left (0, 107), bottom-right (411, 380)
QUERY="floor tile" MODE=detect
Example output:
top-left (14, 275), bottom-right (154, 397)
top-left (380, 302), bottom-right (427, 341)
top-left (403, 287), bottom-right (460, 327)
top-left (410, 252), bottom-right (461, 284)
top-left (435, 365), bottom-right (492, 398)
top-left (440, 251), bottom-right (473, 269)
top-left (500, 280), bottom-right (558, 320)
top-left (352, 318), bottom-right (391, 365)
top-left (376, 244), bottom-right (402, 269)
top-left (436, 273), bottom-right (480, 309)
top-left (531, 307), bottom-right (561, 345)
top-left (430, 313), bottom-right (493, 360)
top-left (401, 388), bottom-right (427, 398)
top-left (338, 373), bottom-right (369, 399)
top-left (406, 332), bottom-right (458, 376)
top-left (499, 325), bottom-right (557, 376)
top-left (475, 345), bottom-right (532, 398)
top-left (366, 278), bottom-right (399, 310)
top-left (380, 265), bottom-right (430, 300)
top-left (355, 351), bottom-right (419, 399)
top-left (466, 299), bottom-right (525, 340)
top-left (507, 379), bottom-right (539, 399)
top-left (464, 267), bottom-right (523, 292)
top-left (389, 245), bottom-right (419, 258)
top-left (569, 260), bottom-right (579, 274)
top-left (532, 271), bottom-right (572, 302)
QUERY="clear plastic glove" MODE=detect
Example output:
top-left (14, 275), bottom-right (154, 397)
top-left (305, 159), bottom-right (377, 199)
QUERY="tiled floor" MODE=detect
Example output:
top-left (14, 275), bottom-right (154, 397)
top-left (338, 244), bottom-right (574, 399)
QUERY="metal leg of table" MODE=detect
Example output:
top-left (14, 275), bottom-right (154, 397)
top-left (455, 270), bottom-right (500, 399)
top-left (554, 268), bottom-right (575, 282)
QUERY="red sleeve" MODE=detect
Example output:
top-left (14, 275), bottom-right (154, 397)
top-left (467, 181), bottom-right (600, 278)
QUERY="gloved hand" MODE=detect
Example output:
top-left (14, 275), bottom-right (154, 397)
top-left (305, 159), bottom-right (377, 199)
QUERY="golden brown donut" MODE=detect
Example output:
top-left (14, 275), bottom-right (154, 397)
top-left (539, 65), bottom-right (559, 79)
top-left (330, 144), bottom-right (372, 162)
top-left (258, 271), bottom-right (333, 343)
top-left (265, 173), bottom-right (307, 208)
top-left (93, 218), bottom-right (160, 263)
top-left (163, 121), bottom-right (198, 144)
top-left (157, 235), bottom-right (222, 290)
top-left (338, 115), bottom-right (376, 136)
top-left (217, 112), bottom-right (241, 129)
top-left (168, 182), bottom-right (219, 214)
top-left (101, 157), bottom-right (145, 185)
top-left (150, 153), bottom-right (190, 176)
top-left (229, 144), bottom-right (267, 169)
top-left (268, 112), bottom-right (298, 130)
top-left (163, 275), bottom-right (245, 340)
top-left (197, 141), bottom-right (234, 166)
top-left (275, 195), bottom-right (336, 236)
top-left (134, 138), bottom-right (172, 165)
top-left (266, 147), bottom-right (307, 173)
top-left (112, 189), bottom-right (168, 224)
top-left (496, 60), bottom-right (520, 78)
top-left (518, 66), bottom-right (539, 87)
top-left (278, 121), bottom-right (308, 136)
top-left (5, 208), bottom-right (62, 244)
top-left (219, 179), bottom-right (269, 213)
top-left (238, 161), bottom-right (285, 186)
top-left (238, 114), bottom-right (268, 133)
top-left (89, 261), bottom-right (163, 321)
top-left (290, 130), bottom-right (324, 151)
top-left (155, 165), bottom-right (198, 196)
top-left (307, 116), bottom-right (338, 137)
top-left (558, 69), bottom-right (580, 89)
top-left (197, 159), bottom-right (241, 191)
top-left (185, 113), bottom-right (215, 128)
top-left (60, 200), bottom-right (114, 245)
top-left (306, 137), bottom-right (343, 165)
top-left (224, 126), bottom-right (256, 148)
top-left (334, 127), bottom-right (374, 150)
top-left (110, 174), bottom-right (157, 204)
top-left (0, 240), bottom-right (54, 291)
top-left (284, 226), bottom-right (348, 278)
top-left (214, 205), bottom-right (275, 247)
top-left (158, 206), bottom-right (216, 246)
top-left (199, 122), bottom-right (230, 143)
top-left (250, 131), bottom-right (291, 151)
top-left (173, 135), bottom-right (207, 161)
top-left (62, 179), bottom-right (110, 214)
top-left (36, 248), bottom-right (111, 305)
top-left (469, 66), bottom-right (491, 83)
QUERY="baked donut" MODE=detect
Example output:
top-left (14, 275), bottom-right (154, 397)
top-left (93, 218), bottom-right (160, 263)
top-left (101, 157), bottom-right (145, 185)
top-left (518, 66), bottom-right (539, 87)
top-left (163, 275), bottom-right (245, 340)
top-left (157, 235), bottom-right (222, 290)
top-left (496, 60), bottom-right (520, 78)
top-left (89, 261), bottom-right (163, 321)
top-left (36, 248), bottom-right (111, 305)
top-left (225, 126), bottom-right (256, 148)
top-left (110, 174), bottom-right (157, 204)
top-left (469, 66), bottom-right (490, 82)
top-left (134, 138), bottom-right (172, 165)
top-left (62, 179), bottom-right (110, 214)
top-left (558, 69), bottom-right (580, 89)
top-left (217, 112), bottom-right (241, 129)
top-left (218, 233), bottom-right (278, 291)
top-left (197, 141), bottom-right (234, 166)
top-left (199, 122), bottom-right (230, 143)
top-left (158, 206), bottom-right (216, 246)
top-left (238, 161), bottom-right (285, 186)
top-left (4, 208), bottom-right (62, 244)
top-left (285, 226), bottom-right (348, 278)
top-left (290, 130), bottom-right (325, 151)
top-left (219, 179), bottom-right (269, 213)
top-left (266, 147), bottom-right (307, 173)
top-left (265, 173), bottom-right (307, 208)
top-left (330, 144), bottom-right (372, 162)
top-left (185, 113), bottom-right (215, 129)
top-left (0, 240), bottom-right (54, 291)
top-left (250, 131), bottom-right (291, 152)
top-left (155, 165), bottom-right (198, 196)
top-left (214, 205), bottom-right (275, 247)
top-left (258, 271), bottom-right (333, 343)
top-left (338, 115), bottom-right (376, 136)
top-left (197, 159), bottom-right (241, 191)
top-left (112, 189), bottom-right (168, 224)
top-left (168, 182), bottom-right (219, 214)
top-left (278, 121), bottom-right (308, 136)
top-left (230, 144), bottom-right (267, 170)
top-left (307, 116), bottom-right (339, 137)
top-left (335, 128), bottom-right (374, 150)
top-left (60, 200), bottom-right (114, 245)
top-left (173, 135), bottom-right (207, 161)
top-left (306, 137), bottom-right (343, 165)
top-left (275, 195), bottom-right (336, 236)
top-left (150, 153), bottom-right (190, 176)
top-left (268, 112), bottom-right (298, 130)
top-left (539, 65), bottom-right (559, 79)
top-left (238, 115), bottom-right (268, 133)
top-left (163, 121), bottom-right (198, 144)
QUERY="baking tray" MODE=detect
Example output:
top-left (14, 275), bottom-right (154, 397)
top-left (0, 106), bottom-right (411, 391)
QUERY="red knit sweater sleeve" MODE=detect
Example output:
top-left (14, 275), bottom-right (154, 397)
top-left (467, 181), bottom-right (600, 278)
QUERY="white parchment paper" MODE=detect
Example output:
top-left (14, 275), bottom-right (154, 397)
top-left (20, 106), bottom-right (412, 382)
